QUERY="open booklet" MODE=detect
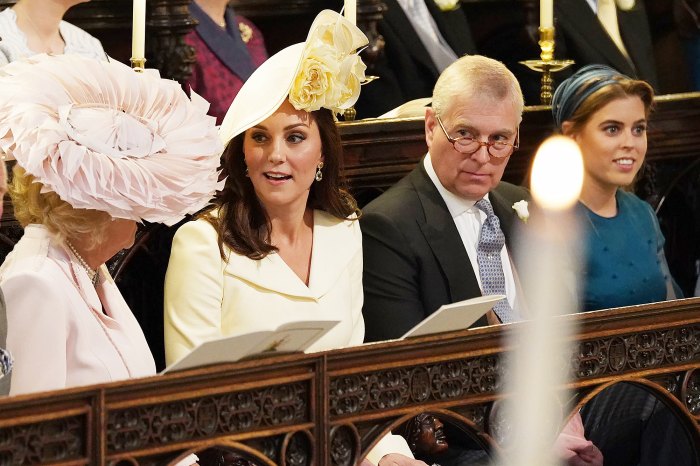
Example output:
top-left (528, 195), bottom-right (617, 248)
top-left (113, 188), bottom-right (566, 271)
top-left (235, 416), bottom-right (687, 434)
top-left (401, 294), bottom-right (505, 339)
top-left (163, 320), bottom-right (340, 373)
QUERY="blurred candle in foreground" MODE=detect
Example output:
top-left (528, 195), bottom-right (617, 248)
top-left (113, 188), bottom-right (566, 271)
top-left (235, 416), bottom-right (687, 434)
top-left (497, 135), bottom-right (583, 466)
top-left (345, 0), bottom-right (357, 26)
top-left (531, 136), bottom-right (584, 211)
top-left (132, 0), bottom-right (146, 60)
top-left (540, 0), bottom-right (554, 28)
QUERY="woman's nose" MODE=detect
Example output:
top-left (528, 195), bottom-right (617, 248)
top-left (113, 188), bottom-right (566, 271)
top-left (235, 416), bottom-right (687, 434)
top-left (268, 138), bottom-right (286, 163)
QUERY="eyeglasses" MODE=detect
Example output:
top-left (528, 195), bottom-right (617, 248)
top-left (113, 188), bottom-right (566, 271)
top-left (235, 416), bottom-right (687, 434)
top-left (436, 115), bottom-right (519, 158)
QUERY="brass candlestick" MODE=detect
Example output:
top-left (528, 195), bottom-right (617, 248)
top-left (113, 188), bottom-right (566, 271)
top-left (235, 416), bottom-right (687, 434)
top-left (130, 57), bottom-right (147, 73)
top-left (520, 27), bottom-right (574, 105)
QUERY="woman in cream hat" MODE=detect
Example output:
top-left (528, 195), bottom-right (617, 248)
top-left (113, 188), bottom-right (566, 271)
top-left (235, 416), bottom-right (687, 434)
top-left (0, 53), bottom-right (223, 397)
top-left (164, 10), bottom-right (425, 466)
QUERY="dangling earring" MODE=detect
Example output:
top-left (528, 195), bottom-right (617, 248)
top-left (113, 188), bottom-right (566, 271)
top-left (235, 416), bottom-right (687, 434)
top-left (245, 167), bottom-right (249, 177)
top-left (315, 162), bottom-right (324, 182)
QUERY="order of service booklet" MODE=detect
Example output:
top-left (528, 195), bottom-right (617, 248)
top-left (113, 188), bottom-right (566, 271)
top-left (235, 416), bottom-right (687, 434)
top-left (163, 320), bottom-right (340, 373)
top-left (401, 294), bottom-right (506, 339)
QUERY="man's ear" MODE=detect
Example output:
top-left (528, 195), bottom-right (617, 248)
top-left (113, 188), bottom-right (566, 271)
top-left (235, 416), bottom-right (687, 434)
top-left (425, 107), bottom-right (437, 150)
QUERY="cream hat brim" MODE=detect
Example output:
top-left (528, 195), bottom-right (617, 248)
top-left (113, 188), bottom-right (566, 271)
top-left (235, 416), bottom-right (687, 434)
top-left (218, 43), bottom-right (305, 146)
top-left (218, 10), bottom-right (368, 146)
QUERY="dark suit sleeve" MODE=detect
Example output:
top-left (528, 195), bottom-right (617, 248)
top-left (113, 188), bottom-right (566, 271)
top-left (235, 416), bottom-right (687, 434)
top-left (361, 211), bottom-right (427, 342)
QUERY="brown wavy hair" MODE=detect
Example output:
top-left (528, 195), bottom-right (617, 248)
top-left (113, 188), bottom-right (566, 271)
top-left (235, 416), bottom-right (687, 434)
top-left (204, 108), bottom-right (359, 260)
top-left (563, 77), bottom-right (655, 134)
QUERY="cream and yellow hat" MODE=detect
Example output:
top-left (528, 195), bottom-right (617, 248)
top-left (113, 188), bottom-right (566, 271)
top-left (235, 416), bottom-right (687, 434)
top-left (218, 10), bottom-right (368, 145)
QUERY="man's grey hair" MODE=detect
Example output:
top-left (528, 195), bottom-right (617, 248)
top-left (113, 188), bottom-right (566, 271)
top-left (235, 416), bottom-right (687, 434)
top-left (432, 55), bottom-right (524, 122)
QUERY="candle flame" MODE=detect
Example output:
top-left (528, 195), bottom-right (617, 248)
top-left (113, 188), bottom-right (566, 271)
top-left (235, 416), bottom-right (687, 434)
top-left (531, 135), bottom-right (584, 211)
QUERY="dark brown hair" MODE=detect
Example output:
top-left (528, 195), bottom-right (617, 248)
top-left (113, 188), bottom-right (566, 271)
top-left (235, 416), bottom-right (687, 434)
top-left (203, 108), bottom-right (359, 259)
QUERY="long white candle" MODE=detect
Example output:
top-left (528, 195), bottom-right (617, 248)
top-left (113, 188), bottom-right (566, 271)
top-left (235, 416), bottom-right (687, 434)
top-left (132, 0), bottom-right (146, 59)
top-left (345, 0), bottom-right (357, 26)
top-left (540, 0), bottom-right (553, 28)
top-left (499, 136), bottom-right (583, 466)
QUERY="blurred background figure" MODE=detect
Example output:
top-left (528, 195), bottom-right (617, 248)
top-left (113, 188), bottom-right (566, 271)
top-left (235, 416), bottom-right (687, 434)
top-left (0, 0), bottom-right (106, 64)
top-left (674, 0), bottom-right (700, 91)
top-left (552, 64), bottom-right (680, 312)
top-left (355, 0), bottom-right (476, 118)
top-left (0, 54), bottom-right (222, 396)
top-left (184, 0), bottom-right (268, 124)
top-left (554, 0), bottom-right (658, 91)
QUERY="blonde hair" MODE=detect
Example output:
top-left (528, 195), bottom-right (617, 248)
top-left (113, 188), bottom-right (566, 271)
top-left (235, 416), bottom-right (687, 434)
top-left (0, 160), bottom-right (6, 194)
top-left (432, 55), bottom-right (524, 121)
top-left (9, 165), bottom-right (111, 250)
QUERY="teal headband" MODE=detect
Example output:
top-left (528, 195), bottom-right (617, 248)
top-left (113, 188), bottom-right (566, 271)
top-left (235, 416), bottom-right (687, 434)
top-left (551, 64), bottom-right (630, 128)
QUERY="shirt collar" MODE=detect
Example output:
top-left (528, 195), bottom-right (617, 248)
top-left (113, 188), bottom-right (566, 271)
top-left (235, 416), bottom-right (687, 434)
top-left (423, 153), bottom-right (486, 218)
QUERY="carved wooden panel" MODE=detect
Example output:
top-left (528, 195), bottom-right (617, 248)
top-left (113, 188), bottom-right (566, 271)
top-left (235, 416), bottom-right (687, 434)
top-left (574, 325), bottom-right (700, 379)
top-left (329, 355), bottom-right (502, 418)
top-left (0, 415), bottom-right (87, 464)
top-left (0, 300), bottom-right (698, 465)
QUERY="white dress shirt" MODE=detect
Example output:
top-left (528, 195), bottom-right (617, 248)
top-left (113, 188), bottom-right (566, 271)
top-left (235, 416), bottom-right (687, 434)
top-left (423, 154), bottom-right (522, 318)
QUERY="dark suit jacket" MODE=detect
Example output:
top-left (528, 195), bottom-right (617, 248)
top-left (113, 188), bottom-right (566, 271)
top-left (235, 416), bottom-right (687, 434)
top-left (555, 0), bottom-right (659, 90)
top-left (361, 162), bottom-right (530, 342)
top-left (355, 0), bottom-right (476, 118)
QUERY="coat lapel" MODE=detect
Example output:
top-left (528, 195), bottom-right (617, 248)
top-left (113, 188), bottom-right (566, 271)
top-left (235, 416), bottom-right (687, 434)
top-left (555, 0), bottom-right (636, 76)
top-left (383, 0), bottom-right (440, 75)
top-left (224, 211), bottom-right (357, 300)
top-left (411, 165), bottom-right (482, 302)
top-left (617, 5), bottom-right (657, 86)
top-left (424, 0), bottom-right (476, 56)
top-left (189, 2), bottom-right (256, 80)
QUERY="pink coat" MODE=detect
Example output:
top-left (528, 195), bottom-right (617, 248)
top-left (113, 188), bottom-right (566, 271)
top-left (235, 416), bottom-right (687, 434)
top-left (0, 225), bottom-right (155, 396)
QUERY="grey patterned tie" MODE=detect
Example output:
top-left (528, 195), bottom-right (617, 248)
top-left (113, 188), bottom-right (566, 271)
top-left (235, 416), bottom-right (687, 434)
top-left (475, 198), bottom-right (515, 323)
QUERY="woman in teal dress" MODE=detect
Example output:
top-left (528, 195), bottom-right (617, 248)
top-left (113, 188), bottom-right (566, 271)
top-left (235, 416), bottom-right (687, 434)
top-left (552, 64), bottom-right (680, 312)
top-left (551, 65), bottom-right (692, 466)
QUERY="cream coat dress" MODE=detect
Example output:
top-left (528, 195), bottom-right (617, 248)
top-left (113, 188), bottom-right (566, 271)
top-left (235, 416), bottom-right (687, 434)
top-left (164, 210), bottom-right (412, 463)
top-left (0, 225), bottom-right (156, 396)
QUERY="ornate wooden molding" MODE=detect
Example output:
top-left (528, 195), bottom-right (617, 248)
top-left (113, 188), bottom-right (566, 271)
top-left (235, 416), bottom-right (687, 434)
top-left (0, 299), bottom-right (698, 464)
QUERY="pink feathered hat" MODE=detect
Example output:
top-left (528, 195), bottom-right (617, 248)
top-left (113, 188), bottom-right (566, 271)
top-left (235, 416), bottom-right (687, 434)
top-left (0, 54), bottom-right (224, 226)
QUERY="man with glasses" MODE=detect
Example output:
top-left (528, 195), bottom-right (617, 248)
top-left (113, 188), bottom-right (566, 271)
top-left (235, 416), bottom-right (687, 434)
top-left (360, 53), bottom-right (604, 466)
top-left (361, 54), bottom-right (529, 342)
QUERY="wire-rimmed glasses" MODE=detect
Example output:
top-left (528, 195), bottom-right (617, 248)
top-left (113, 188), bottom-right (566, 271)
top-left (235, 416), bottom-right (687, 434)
top-left (436, 115), bottom-right (519, 158)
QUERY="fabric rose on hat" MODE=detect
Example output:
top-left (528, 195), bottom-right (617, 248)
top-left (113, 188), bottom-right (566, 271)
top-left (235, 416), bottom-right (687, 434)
top-left (289, 13), bottom-right (367, 114)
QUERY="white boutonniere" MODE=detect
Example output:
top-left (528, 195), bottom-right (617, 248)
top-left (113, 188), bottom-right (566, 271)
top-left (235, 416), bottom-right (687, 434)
top-left (615, 0), bottom-right (635, 11)
top-left (512, 200), bottom-right (529, 223)
top-left (434, 0), bottom-right (460, 12)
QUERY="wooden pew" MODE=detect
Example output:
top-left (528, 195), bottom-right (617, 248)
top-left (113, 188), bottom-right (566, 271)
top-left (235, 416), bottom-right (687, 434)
top-left (0, 299), bottom-right (698, 465)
